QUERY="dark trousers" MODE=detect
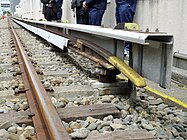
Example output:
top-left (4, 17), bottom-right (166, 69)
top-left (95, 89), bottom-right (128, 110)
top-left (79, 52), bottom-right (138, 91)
top-left (116, 3), bottom-right (136, 51)
top-left (44, 6), bottom-right (57, 21)
top-left (88, 8), bottom-right (105, 26)
top-left (116, 4), bottom-right (135, 24)
top-left (56, 8), bottom-right (62, 21)
top-left (76, 8), bottom-right (88, 24)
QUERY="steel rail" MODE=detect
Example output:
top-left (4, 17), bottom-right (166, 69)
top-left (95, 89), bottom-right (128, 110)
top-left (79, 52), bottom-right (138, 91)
top-left (9, 22), bottom-right (49, 139)
top-left (40, 25), bottom-right (146, 87)
top-left (69, 47), bottom-right (115, 70)
top-left (12, 18), bottom-right (146, 87)
top-left (75, 39), bottom-right (146, 87)
top-left (16, 18), bottom-right (173, 45)
top-left (9, 21), bottom-right (71, 140)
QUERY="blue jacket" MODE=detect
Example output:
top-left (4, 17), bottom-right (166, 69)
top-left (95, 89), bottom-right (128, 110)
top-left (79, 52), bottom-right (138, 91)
top-left (85, 0), bottom-right (107, 10)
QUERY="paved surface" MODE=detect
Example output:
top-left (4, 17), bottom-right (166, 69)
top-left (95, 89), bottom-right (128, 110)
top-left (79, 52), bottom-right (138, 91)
top-left (145, 66), bottom-right (187, 105)
top-left (146, 78), bottom-right (187, 103)
top-left (124, 57), bottom-right (187, 106)
top-left (172, 67), bottom-right (187, 85)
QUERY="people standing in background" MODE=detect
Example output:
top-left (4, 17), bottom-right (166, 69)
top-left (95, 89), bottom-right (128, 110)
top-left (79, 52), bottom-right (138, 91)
top-left (115, 0), bottom-right (137, 55)
top-left (71, 0), bottom-right (88, 24)
top-left (41, 0), bottom-right (57, 21)
top-left (54, 0), bottom-right (63, 22)
top-left (115, 0), bottom-right (136, 24)
top-left (83, 0), bottom-right (107, 26)
top-left (1, 15), bottom-right (5, 20)
top-left (41, 0), bottom-right (63, 22)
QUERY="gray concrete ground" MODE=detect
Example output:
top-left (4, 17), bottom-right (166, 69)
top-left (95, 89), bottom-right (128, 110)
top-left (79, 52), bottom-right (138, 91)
top-left (146, 66), bottom-right (187, 104)
top-left (124, 55), bottom-right (187, 105)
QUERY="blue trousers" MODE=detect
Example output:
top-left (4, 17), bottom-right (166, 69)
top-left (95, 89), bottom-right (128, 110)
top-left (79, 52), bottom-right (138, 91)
top-left (57, 8), bottom-right (62, 21)
top-left (116, 3), bottom-right (136, 51)
top-left (88, 8), bottom-right (105, 26)
top-left (116, 4), bottom-right (135, 24)
top-left (44, 6), bottom-right (57, 21)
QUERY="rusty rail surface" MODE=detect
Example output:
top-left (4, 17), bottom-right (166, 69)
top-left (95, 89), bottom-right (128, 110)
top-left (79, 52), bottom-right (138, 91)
top-left (8, 21), bottom-right (71, 140)
top-left (24, 23), bottom-right (145, 86)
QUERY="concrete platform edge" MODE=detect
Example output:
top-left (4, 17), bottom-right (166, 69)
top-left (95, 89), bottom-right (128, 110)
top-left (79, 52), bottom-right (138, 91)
top-left (145, 86), bottom-right (187, 111)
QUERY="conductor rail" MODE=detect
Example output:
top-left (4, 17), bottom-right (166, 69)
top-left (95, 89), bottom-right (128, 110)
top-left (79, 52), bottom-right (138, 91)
top-left (13, 18), bottom-right (173, 89)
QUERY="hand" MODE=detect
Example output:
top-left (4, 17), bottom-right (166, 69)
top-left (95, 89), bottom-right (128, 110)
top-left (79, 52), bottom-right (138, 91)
top-left (83, 1), bottom-right (87, 8)
top-left (49, 0), bottom-right (53, 3)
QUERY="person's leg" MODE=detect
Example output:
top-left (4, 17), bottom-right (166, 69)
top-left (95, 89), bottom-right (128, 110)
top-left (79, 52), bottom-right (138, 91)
top-left (119, 4), bottom-right (134, 55)
top-left (115, 5), bottom-right (121, 24)
top-left (88, 8), bottom-right (104, 26)
top-left (45, 7), bottom-right (51, 21)
top-left (76, 8), bottom-right (88, 24)
top-left (88, 8), bottom-right (97, 25)
top-left (57, 8), bottom-right (62, 21)
top-left (51, 8), bottom-right (58, 21)
top-left (42, 5), bottom-right (47, 19)
top-left (119, 4), bottom-right (133, 23)
top-left (80, 9), bottom-right (89, 24)
top-left (130, 0), bottom-right (137, 14)
top-left (76, 9), bottom-right (80, 24)
top-left (84, 10), bottom-right (89, 25)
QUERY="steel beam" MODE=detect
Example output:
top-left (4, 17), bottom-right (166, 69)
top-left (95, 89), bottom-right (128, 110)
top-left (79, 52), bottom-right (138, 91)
top-left (13, 18), bottom-right (174, 88)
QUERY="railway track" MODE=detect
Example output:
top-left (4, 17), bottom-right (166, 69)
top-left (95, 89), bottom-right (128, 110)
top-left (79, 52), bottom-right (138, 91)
top-left (0, 18), bottom-right (186, 140)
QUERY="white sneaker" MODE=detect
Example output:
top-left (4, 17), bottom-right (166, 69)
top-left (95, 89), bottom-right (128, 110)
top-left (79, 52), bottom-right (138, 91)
top-left (124, 50), bottom-right (129, 57)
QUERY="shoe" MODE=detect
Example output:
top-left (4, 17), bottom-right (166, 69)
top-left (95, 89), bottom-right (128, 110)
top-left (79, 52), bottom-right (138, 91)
top-left (57, 20), bottom-right (61, 23)
top-left (124, 49), bottom-right (129, 56)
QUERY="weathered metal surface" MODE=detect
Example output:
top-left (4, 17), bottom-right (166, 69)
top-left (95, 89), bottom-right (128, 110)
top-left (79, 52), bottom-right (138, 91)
top-left (73, 38), bottom-right (146, 86)
top-left (16, 18), bottom-right (173, 45)
top-left (13, 18), bottom-right (146, 87)
top-left (13, 19), bottom-right (69, 50)
top-left (9, 25), bottom-right (49, 139)
top-left (13, 18), bottom-right (173, 88)
top-left (9, 21), bottom-right (71, 140)
top-left (69, 46), bottom-right (115, 70)
top-left (108, 56), bottom-right (146, 87)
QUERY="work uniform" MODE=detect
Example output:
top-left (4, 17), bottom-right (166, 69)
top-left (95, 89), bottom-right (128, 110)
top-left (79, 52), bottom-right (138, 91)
top-left (85, 0), bottom-right (107, 26)
top-left (71, 0), bottom-right (88, 24)
top-left (42, 0), bottom-right (63, 21)
top-left (43, 2), bottom-right (57, 21)
top-left (115, 0), bottom-right (137, 53)
top-left (55, 0), bottom-right (63, 21)
top-left (115, 0), bottom-right (136, 24)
